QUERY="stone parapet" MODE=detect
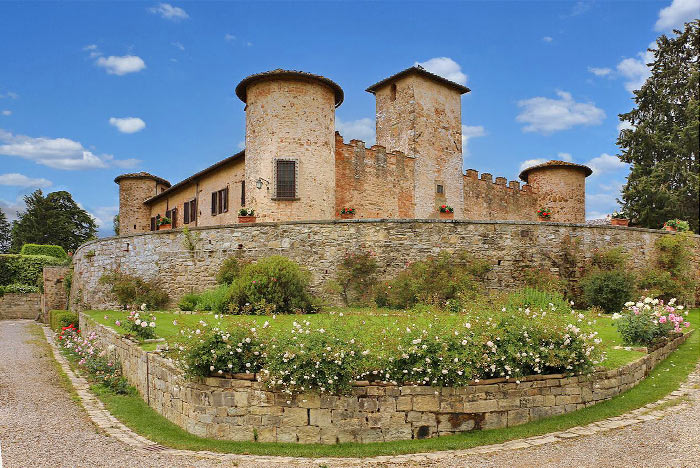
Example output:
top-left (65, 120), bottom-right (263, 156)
top-left (0, 293), bottom-right (41, 320)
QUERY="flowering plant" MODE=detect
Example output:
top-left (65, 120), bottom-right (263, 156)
top-left (340, 207), bottom-right (355, 215)
top-left (120, 306), bottom-right (157, 340)
top-left (158, 217), bottom-right (172, 226)
top-left (439, 205), bottom-right (454, 213)
top-left (238, 208), bottom-right (255, 216)
top-left (611, 211), bottom-right (627, 219)
top-left (537, 207), bottom-right (552, 219)
top-left (613, 297), bottom-right (689, 346)
top-left (663, 219), bottom-right (689, 231)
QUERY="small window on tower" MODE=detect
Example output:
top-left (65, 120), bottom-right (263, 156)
top-left (390, 83), bottom-right (397, 102)
top-left (436, 184), bottom-right (444, 195)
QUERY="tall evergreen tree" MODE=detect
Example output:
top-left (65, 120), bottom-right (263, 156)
top-left (0, 207), bottom-right (11, 253)
top-left (11, 190), bottom-right (97, 252)
top-left (617, 20), bottom-right (699, 233)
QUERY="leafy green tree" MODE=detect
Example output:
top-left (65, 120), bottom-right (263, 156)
top-left (113, 214), bottom-right (120, 236)
top-left (617, 20), bottom-right (699, 233)
top-left (0, 207), bottom-right (11, 253)
top-left (11, 190), bottom-right (97, 253)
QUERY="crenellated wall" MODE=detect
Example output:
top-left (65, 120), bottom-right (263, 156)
top-left (334, 133), bottom-right (415, 218)
top-left (462, 169), bottom-right (538, 221)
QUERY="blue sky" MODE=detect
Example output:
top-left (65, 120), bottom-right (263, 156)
top-left (1, 0), bottom-right (698, 235)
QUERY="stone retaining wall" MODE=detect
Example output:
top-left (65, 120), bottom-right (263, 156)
top-left (79, 313), bottom-right (691, 444)
top-left (0, 293), bottom-right (41, 320)
top-left (69, 220), bottom-right (700, 310)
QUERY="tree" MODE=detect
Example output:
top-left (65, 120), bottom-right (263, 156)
top-left (11, 190), bottom-right (97, 253)
top-left (617, 20), bottom-right (699, 233)
top-left (0, 207), bottom-right (11, 253)
top-left (113, 214), bottom-right (120, 236)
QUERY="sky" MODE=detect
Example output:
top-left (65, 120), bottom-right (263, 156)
top-left (1, 0), bottom-right (698, 236)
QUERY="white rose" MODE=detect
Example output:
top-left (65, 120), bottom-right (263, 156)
top-left (141, 322), bottom-right (148, 328)
top-left (149, 322), bottom-right (156, 328)
top-left (141, 303), bottom-right (147, 311)
top-left (135, 319), bottom-right (141, 325)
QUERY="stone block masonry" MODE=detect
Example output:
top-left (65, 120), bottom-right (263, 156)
top-left (69, 220), bottom-right (699, 311)
top-left (42, 266), bottom-right (71, 323)
top-left (79, 314), bottom-right (692, 444)
top-left (0, 293), bottom-right (41, 320)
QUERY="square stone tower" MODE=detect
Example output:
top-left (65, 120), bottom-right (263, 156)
top-left (366, 66), bottom-right (470, 218)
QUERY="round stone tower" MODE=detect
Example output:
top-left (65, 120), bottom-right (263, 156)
top-left (235, 69), bottom-right (343, 222)
top-left (519, 161), bottom-right (592, 223)
top-left (114, 172), bottom-right (171, 235)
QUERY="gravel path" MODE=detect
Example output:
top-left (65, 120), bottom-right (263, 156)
top-left (1, 318), bottom-right (699, 468)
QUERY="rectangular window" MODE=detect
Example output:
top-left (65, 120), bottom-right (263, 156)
top-left (223, 187), bottom-right (229, 212)
top-left (190, 199), bottom-right (197, 222)
top-left (275, 159), bottom-right (297, 199)
top-left (211, 192), bottom-right (217, 216)
top-left (165, 208), bottom-right (177, 228)
top-left (184, 202), bottom-right (190, 224)
top-left (184, 199), bottom-right (196, 224)
top-left (241, 180), bottom-right (246, 207)
top-left (150, 217), bottom-right (156, 231)
top-left (436, 184), bottom-right (444, 194)
top-left (211, 189), bottom-right (228, 216)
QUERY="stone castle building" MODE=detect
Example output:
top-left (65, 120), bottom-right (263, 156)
top-left (115, 67), bottom-right (592, 235)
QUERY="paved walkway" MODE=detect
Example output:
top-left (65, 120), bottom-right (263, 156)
top-left (1, 319), bottom-right (699, 467)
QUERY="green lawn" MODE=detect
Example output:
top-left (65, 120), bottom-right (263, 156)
top-left (84, 309), bottom-right (699, 457)
top-left (85, 306), bottom-right (648, 368)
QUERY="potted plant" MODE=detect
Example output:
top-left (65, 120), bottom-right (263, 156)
top-left (340, 207), bottom-right (355, 219)
top-left (663, 219), bottom-right (689, 232)
top-left (238, 208), bottom-right (256, 223)
top-left (158, 217), bottom-right (172, 230)
top-left (537, 207), bottom-right (552, 221)
top-left (439, 205), bottom-right (454, 219)
top-left (610, 211), bottom-right (629, 226)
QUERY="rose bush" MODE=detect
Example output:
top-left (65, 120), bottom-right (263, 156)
top-left (613, 297), bottom-right (690, 347)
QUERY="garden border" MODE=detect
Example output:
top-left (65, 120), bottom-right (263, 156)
top-left (78, 313), bottom-right (691, 445)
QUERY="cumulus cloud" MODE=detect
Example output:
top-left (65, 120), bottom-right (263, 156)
top-left (1, 110), bottom-right (10, 116)
top-left (0, 196), bottom-right (25, 220)
top-left (616, 43), bottom-right (655, 93)
top-left (83, 44), bottom-right (102, 58)
top-left (585, 153), bottom-right (627, 176)
top-left (516, 90), bottom-right (605, 134)
top-left (85, 204), bottom-right (119, 230)
top-left (617, 120), bottom-right (635, 132)
top-left (0, 128), bottom-right (139, 170)
top-left (414, 57), bottom-right (468, 85)
top-left (96, 55), bottom-right (146, 75)
top-left (461, 125), bottom-right (486, 157)
top-left (655, 0), bottom-right (699, 31)
top-left (0, 173), bottom-right (52, 188)
top-left (149, 3), bottom-right (189, 21)
top-left (542, 36), bottom-right (553, 43)
top-left (109, 117), bottom-right (146, 134)
top-left (519, 152), bottom-right (573, 172)
top-left (588, 67), bottom-right (612, 76)
top-left (336, 117), bottom-right (376, 145)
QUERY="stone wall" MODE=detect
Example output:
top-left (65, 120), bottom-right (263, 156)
top-left (79, 314), bottom-right (692, 444)
top-left (527, 166), bottom-right (587, 223)
top-left (335, 134), bottom-right (415, 219)
top-left (69, 220), bottom-right (700, 311)
top-left (462, 170), bottom-right (538, 221)
top-left (0, 293), bottom-right (41, 320)
top-left (42, 266), bottom-right (70, 323)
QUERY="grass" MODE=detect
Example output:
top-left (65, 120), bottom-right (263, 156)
top-left (84, 309), bottom-right (699, 458)
top-left (85, 307), bottom-right (647, 367)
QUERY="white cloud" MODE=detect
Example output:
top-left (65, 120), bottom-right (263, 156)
top-left (0, 173), bottom-right (52, 188)
top-left (617, 120), bottom-right (635, 132)
top-left (518, 152), bottom-right (573, 172)
top-left (585, 153), bottom-right (627, 176)
top-left (588, 67), bottom-right (612, 76)
top-left (171, 41), bottom-right (185, 51)
top-left (542, 36), bottom-right (553, 43)
top-left (336, 117), bottom-right (376, 145)
top-left (655, 0), bottom-right (700, 31)
top-left (0, 90), bottom-right (19, 99)
top-left (96, 55), bottom-right (146, 75)
top-left (225, 34), bottom-right (236, 42)
top-left (616, 43), bottom-right (655, 93)
top-left (461, 125), bottom-right (486, 157)
top-left (0, 128), bottom-right (139, 170)
top-left (516, 90), bottom-right (605, 134)
top-left (556, 152), bottom-right (574, 162)
top-left (83, 44), bottom-right (102, 58)
top-left (0, 196), bottom-right (25, 221)
top-left (86, 205), bottom-right (119, 229)
top-left (1, 110), bottom-right (10, 116)
top-left (109, 117), bottom-right (146, 134)
top-left (149, 3), bottom-right (189, 21)
top-left (414, 57), bottom-right (468, 85)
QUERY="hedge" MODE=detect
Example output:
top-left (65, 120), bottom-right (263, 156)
top-left (49, 310), bottom-right (79, 331)
top-left (20, 244), bottom-right (68, 259)
top-left (0, 254), bottom-right (66, 286)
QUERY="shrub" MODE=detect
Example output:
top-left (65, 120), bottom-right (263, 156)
top-left (98, 271), bottom-right (169, 309)
top-left (49, 310), bottom-right (78, 331)
top-left (502, 287), bottom-right (572, 313)
top-left (118, 309), bottom-right (157, 340)
top-left (0, 254), bottom-right (65, 286)
top-left (193, 285), bottom-right (230, 313)
top-left (334, 250), bottom-right (378, 306)
top-left (613, 297), bottom-right (689, 346)
top-left (178, 293), bottom-right (199, 311)
top-left (216, 257), bottom-right (248, 285)
top-left (2, 283), bottom-right (40, 293)
top-left (224, 256), bottom-right (315, 314)
top-left (168, 323), bottom-right (264, 378)
top-left (639, 232), bottom-right (697, 305)
top-left (20, 244), bottom-right (67, 259)
top-left (386, 251), bottom-right (491, 309)
top-left (580, 270), bottom-right (636, 313)
top-left (521, 268), bottom-right (567, 295)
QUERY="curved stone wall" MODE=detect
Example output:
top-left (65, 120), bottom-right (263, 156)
top-left (79, 315), bottom-right (691, 444)
top-left (69, 219), bottom-right (699, 310)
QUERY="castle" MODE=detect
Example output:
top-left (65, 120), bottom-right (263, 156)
top-left (115, 67), bottom-right (592, 235)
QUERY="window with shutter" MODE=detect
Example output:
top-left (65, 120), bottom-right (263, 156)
top-left (211, 192), bottom-right (217, 216)
top-left (190, 199), bottom-right (197, 222)
top-left (150, 217), bottom-right (156, 231)
top-left (223, 187), bottom-right (228, 212)
top-left (184, 201), bottom-right (190, 224)
top-left (275, 159), bottom-right (297, 199)
top-left (241, 181), bottom-right (245, 207)
top-left (171, 208), bottom-right (177, 228)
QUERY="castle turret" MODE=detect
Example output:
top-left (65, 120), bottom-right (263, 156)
top-left (519, 161), bottom-right (592, 223)
top-left (366, 66), bottom-right (470, 218)
top-left (235, 69), bottom-right (343, 222)
top-left (114, 172), bottom-right (171, 235)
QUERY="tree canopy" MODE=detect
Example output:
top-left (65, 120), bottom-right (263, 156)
top-left (10, 190), bottom-right (97, 253)
top-left (617, 20), bottom-right (699, 233)
top-left (0, 207), bottom-right (10, 253)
